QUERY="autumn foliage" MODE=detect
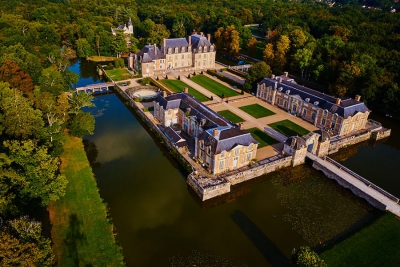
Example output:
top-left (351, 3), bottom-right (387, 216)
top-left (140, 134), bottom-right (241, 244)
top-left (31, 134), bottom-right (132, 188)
top-left (0, 60), bottom-right (34, 97)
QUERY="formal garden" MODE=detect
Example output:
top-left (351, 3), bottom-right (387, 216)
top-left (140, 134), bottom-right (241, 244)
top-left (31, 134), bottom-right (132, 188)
top-left (161, 79), bottom-right (209, 102)
top-left (269, 119), bottom-right (310, 137)
top-left (247, 127), bottom-right (279, 148)
top-left (217, 110), bottom-right (245, 123)
top-left (239, 103), bottom-right (276, 118)
top-left (191, 74), bottom-right (239, 97)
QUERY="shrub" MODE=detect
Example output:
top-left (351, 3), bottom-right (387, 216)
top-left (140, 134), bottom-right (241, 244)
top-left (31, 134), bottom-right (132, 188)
top-left (165, 75), bottom-right (168, 79)
top-left (114, 58), bottom-right (124, 68)
top-left (143, 107), bottom-right (154, 112)
top-left (291, 247), bottom-right (327, 267)
top-left (178, 75), bottom-right (180, 80)
top-left (141, 77), bottom-right (151, 85)
top-left (156, 76), bottom-right (159, 81)
top-left (188, 74), bottom-right (191, 78)
top-left (210, 95), bottom-right (213, 100)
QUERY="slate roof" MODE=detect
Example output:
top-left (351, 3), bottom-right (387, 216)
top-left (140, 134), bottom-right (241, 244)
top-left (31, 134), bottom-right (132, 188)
top-left (285, 136), bottom-right (305, 150)
top-left (161, 38), bottom-right (189, 54)
top-left (155, 92), bottom-right (258, 154)
top-left (191, 34), bottom-right (212, 51)
top-left (136, 45), bottom-right (165, 63)
top-left (164, 127), bottom-right (187, 147)
top-left (259, 77), bottom-right (370, 119)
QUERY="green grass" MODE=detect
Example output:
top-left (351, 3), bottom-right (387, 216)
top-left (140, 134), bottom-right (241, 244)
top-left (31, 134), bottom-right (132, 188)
top-left (321, 214), bottom-right (400, 267)
top-left (191, 74), bottom-right (239, 97)
top-left (217, 110), bottom-right (245, 123)
top-left (48, 134), bottom-right (125, 267)
top-left (161, 79), bottom-right (209, 102)
top-left (239, 104), bottom-right (276, 118)
top-left (105, 68), bottom-right (133, 81)
top-left (246, 127), bottom-right (279, 148)
top-left (269, 119), bottom-right (310, 137)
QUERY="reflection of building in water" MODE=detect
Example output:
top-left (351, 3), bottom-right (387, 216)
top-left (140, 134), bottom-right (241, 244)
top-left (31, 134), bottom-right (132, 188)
top-left (330, 140), bottom-right (370, 162)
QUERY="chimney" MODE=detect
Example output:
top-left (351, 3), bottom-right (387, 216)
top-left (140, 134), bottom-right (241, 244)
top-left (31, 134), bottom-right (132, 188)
top-left (239, 123), bottom-right (244, 130)
top-left (213, 128), bottom-right (219, 137)
top-left (184, 87), bottom-right (189, 94)
top-left (279, 77), bottom-right (283, 83)
top-left (271, 74), bottom-right (275, 79)
top-left (154, 44), bottom-right (157, 55)
top-left (355, 95), bottom-right (361, 101)
top-left (207, 33), bottom-right (211, 42)
top-left (162, 90), bottom-right (167, 98)
top-left (188, 35), bottom-right (191, 46)
top-left (284, 71), bottom-right (288, 77)
top-left (336, 98), bottom-right (341, 105)
top-left (163, 38), bottom-right (166, 54)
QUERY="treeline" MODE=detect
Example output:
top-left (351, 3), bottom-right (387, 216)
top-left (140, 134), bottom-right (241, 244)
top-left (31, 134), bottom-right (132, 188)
top-left (0, 1), bottom-right (97, 265)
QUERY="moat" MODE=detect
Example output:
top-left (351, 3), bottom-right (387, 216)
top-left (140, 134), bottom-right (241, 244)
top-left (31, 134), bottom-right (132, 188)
top-left (74, 59), bottom-right (400, 266)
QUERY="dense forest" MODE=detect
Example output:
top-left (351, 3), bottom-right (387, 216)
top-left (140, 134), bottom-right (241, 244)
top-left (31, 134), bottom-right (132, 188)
top-left (0, 0), bottom-right (399, 264)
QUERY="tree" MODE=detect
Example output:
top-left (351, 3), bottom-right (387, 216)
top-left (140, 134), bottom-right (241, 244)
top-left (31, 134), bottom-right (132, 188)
top-left (294, 48), bottom-right (313, 79)
top-left (69, 112), bottom-right (95, 137)
top-left (2, 139), bottom-right (67, 206)
top-left (263, 43), bottom-right (275, 67)
top-left (76, 38), bottom-right (92, 59)
top-left (275, 35), bottom-right (291, 72)
top-left (146, 24), bottom-right (170, 46)
top-left (112, 31), bottom-right (127, 58)
top-left (214, 25), bottom-right (240, 55)
top-left (68, 92), bottom-right (94, 115)
top-left (0, 217), bottom-right (53, 266)
top-left (0, 83), bottom-right (44, 139)
top-left (291, 247), bottom-right (327, 267)
top-left (243, 62), bottom-right (272, 92)
top-left (247, 37), bottom-right (258, 57)
top-left (0, 60), bottom-right (34, 98)
top-left (39, 67), bottom-right (67, 95)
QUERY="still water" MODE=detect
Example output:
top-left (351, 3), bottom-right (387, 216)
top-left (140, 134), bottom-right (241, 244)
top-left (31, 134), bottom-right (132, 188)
top-left (73, 60), bottom-right (399, 266)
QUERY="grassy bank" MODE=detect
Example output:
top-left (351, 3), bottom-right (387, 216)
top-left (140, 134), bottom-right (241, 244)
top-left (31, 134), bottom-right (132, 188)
top-left (87, 56), bottom-right (116, 62)
top-left (105, 68), bottom-right (133, 81)
top-left (321, 213), bottom-right (400, 267)
top-left (48, 134), bottom-right (125, 267)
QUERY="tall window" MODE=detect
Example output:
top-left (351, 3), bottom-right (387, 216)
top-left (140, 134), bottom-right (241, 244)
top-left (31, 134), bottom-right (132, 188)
top-left (219, 160), bottom-right (224, 169)
top-left (235, 149), bottom-right (239, 156)
top-left (322, 118), bottom-right (326, 126)
top-left (247, 153), bottom-right (251, 162)
top-left (302, 109), bottom-right (307, 117)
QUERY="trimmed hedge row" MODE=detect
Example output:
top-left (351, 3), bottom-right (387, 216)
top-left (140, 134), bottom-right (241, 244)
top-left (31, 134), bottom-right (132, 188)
top-left (225, 68), bottom-right (247, 78)
top-left (206, 69), bottom-right (243, 89)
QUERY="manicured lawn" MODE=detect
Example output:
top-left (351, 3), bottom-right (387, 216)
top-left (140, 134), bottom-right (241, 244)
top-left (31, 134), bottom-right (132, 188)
top-left (87, 56), bottom-right (116, 62)
top-left (269, 119), bottom-right (310, 137)
top-left (246, 127), bottom-right (279, 148)
top-left (239, 104), bottom-right (276, 118)
top-left (48, 134), bottom-right (125, 267)
top-left (161, 79), bottom-right (209, 102)
top-left (217, 110), bottom-right (245, 123)
top-left (191, 74), bottom-right (239, 97)
top-left (105, 68), bottom-right (133, 81)
top-left (321, 214), bottom-right (400, 267)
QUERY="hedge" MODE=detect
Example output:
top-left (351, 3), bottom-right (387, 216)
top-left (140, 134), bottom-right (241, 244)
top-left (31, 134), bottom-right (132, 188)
top-left (206, 69), bottom-right (243, 89)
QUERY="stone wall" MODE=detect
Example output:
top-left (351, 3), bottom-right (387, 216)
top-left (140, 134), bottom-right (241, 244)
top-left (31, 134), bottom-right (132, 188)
top-left (225, 156), bottom-right (292, 185)
top-left (371, 128), bottom-right (391, 141)
top-left (187, 175), bottom-right (231, 201)
top-left (312, 161), bottom-right (387, 211)
top-left (328, 131), bottom-right (372, 154)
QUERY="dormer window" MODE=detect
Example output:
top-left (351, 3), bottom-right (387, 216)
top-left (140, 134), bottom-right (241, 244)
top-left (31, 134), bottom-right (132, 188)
top-left (198, 46), bottom-right (202, 53)
top-left (248, 143), bottom-right (253, 151)
top-left (305, 98), bottom-right (310, 102)
top-left (181, 47), bottom-right (185, 53)
top-left (210, 45), bottom-right (214, 52)
top-left (285, 90), bottom-right (290, 95)
top-left (314, 101), bottom-right (319, 106)
top-left (221, 151), bottom-right (226, 158)
top-left (175, 47), bottom-right (178, 53)
top-left (278, 87), bottom-right (283, 92)
top-left (168, 48), bottom-right (172, 54)
top-left (204, 46), bottom-right (207, 52)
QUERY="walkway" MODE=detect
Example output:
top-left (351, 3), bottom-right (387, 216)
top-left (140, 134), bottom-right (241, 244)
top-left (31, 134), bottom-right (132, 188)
top-left (180, 75), bottom-right (288, 143)
top-left (75, 82), bottom-right (114, 93)
top-left (307, 153), bottom-right (400, 217)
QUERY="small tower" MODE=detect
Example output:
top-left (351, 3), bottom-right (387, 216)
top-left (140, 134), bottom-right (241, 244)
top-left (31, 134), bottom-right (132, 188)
top-left (127, 17), bottom-right (133, 34)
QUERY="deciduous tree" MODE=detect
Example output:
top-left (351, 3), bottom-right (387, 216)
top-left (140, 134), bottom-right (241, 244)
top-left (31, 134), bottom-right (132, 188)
top-left (243, 62), bottom-right (272, 92)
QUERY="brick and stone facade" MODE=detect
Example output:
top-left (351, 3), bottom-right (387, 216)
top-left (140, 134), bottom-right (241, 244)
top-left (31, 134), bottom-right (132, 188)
top-left (257, 74), bottom-right (370, 137)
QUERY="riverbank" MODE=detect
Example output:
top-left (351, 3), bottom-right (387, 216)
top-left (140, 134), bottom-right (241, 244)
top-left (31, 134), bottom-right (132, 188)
top-left (320, 213), bottom-right (400, 266)
top-left (87, 56), bottom-right (116, 62)
top-left (47, 133), bottom-right (125, 267)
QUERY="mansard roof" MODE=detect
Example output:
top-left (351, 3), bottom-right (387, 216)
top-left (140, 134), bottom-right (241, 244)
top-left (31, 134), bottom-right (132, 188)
top-left (161, 38), bottom-right (189, 54)
top-left (258, 77), bottom-right (370, 119)
top-left (136, 45), bottom-right (164, 62)
top-left (155, 92), bottom-right (258, 154)
top-left (191, 34), bottom-right (212, 51)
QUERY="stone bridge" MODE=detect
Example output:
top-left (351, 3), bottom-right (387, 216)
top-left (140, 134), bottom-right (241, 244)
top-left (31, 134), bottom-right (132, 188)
top-left (307, 152), bottom-right (400, 216)
top-left (75, 82), bottom-right (115, 94)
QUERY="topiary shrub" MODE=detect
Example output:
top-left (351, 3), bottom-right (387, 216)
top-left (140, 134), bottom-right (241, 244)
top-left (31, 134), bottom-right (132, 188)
top-left (165, 75), bottom-right (168, 79)
top-left (291, 247), bottom-right (327, 267)
top-left (178, 75), bottom-right (180, 80)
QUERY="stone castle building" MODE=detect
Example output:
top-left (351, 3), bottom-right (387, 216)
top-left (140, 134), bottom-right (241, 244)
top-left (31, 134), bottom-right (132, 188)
top-left (256, 73), bottom-right (370, 137)
top-left (131, 33), bottom-right (216, 77)
top-left (111, 17), bottom-right (134, 36)
top-left (153, 91), bottom-right (258, 174)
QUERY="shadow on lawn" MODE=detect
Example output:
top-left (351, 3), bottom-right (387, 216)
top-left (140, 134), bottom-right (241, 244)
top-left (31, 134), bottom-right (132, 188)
top-left (63, 214), bottom-right (89, 266)
top-left (274, 125), bottom-right (299, 137)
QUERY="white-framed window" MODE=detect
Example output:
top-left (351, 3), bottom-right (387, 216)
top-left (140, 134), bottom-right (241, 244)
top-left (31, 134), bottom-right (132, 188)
top-left (219, 160), bottom-right (224, 169)
top-left (207, 146), bottom-right (211, 155)
top-left (247, 153), bottom-right (251, 162)
top-left (248, 144), bottom-right (253, 151)
top-left (221, 151), bottom-right (225, 158)
top-left (235, 149), bottom-right (239, 156)
top-left (200, 141), bottom-right (204, 149)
